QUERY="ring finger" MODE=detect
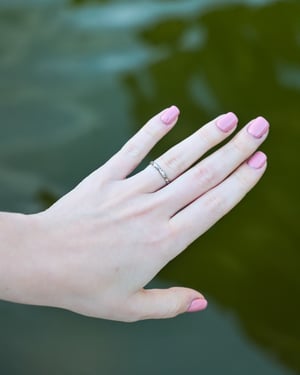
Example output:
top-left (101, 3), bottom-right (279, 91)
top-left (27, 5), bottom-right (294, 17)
top-left (159, 116), bottom-right (269, 215)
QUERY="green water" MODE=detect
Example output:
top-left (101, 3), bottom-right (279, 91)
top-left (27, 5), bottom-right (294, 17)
top-left (0, 0), bottom-right (299, 374)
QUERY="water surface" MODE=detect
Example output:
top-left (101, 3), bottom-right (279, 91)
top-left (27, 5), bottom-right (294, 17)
top-left (0, 1), bottom-right (299, 374)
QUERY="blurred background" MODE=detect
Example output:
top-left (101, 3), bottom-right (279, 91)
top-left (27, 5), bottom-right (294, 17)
top-left (0, 0), bottom-right (299, 374)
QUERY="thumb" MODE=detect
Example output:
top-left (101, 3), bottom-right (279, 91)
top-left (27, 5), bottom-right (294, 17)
top-left (131, 287), bottom-right (208, 320)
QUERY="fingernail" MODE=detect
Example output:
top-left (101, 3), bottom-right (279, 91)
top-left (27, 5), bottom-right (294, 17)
top-left (187, 298), bottom-right (208, 313)
top-left (247, 151), bottom-right (267, 169)
top-left (247, 116), bottom-right (269, 138)
top-left (160, 105), bottom-right (180, 125)
top-left (216, 112), bottom-right (238, 132)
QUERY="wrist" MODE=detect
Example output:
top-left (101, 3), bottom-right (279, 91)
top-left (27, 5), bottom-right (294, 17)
top-left (0, 211), bottom-right (60, 307)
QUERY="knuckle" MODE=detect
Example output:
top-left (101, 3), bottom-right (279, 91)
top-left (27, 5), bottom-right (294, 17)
top-left (161, 309), bottom-right (178, 319)
top-left (162, 152), bottom-right (184, 175)
top-left (150, 299), bottom-right (182, 320)
top-left (120, 122), bottom-right (163, 161)
top-left (142, 123), bottom-right (158, 139)
top-left (234, 170), bottom-right (252, 190)
top-left (204, 193), bottom-right (226, 217)
top-left (230, 136), bottom-right (250, 156)
top-left (167, 292), bottom-right (184, 317)
top-left (193, 164), bottom-right (215, 186)
top-left (198, 126), bottom-right (215, 146)
top-left (170, 300), bottom-right (184, 317)
top-left (121, 140), bottom-right (143, 160)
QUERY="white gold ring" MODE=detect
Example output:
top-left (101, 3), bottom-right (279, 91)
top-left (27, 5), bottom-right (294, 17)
top-left (150, 161), bottom-right (170, 185)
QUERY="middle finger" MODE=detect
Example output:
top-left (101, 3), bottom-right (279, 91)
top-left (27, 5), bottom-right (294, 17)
top-left (159, 116), bottom-right (269, 216)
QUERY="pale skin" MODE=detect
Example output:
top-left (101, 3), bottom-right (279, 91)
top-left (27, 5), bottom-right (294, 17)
top-left (0, 107), bottom-right (269, 322)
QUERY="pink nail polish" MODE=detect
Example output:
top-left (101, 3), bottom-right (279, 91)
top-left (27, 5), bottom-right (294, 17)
top-left (247, 151), bottom-right (267, 169)
top-left (216, 112), bottom-right (238, 132)
top-left (187, 298), bottom-right (208, 313)
top-left (247, 116), bottom-right (269, 138)
top-left (160, 105), bottom-right (180, 125)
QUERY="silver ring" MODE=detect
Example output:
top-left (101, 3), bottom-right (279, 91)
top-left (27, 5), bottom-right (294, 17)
top-left (150, 161), bottom-right (170, 185)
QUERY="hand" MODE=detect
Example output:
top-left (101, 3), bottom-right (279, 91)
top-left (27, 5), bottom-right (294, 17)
top-left (27, 106), bottom-right (269, 321)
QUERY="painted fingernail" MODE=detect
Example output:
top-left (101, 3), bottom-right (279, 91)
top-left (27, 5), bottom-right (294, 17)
top-left (187, 298), bottom-right (208, 313)
top-left (216, 112), bottom-right (238, 132)
top-left (160, 105), bottom-right (180, 125)
top-left (247, 116), bottom-right (269, 138)
top-left (247, 151), bottom-right (267, 169)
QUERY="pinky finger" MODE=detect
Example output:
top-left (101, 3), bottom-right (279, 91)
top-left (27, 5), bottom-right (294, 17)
top-left (170, 151), bottom-right (268, 254)
top-left (103, 106), bottom-right (180, 180)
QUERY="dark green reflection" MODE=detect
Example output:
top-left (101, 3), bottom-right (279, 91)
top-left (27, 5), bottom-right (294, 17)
top-left (125, 1), bottom-right (300, 372)
top-left (0, 0), bottom-right (299, 374)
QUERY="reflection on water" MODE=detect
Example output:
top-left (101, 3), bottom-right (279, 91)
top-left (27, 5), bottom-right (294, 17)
top-left (0, 1), bottom-right (299, 374)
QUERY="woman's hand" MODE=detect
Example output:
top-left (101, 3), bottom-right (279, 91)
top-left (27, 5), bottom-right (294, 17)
top-left (9, 106), bottom-right (269, 321)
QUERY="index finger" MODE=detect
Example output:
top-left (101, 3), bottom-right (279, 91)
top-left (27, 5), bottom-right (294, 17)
top-left (103, 106), bottom-right (180, 179)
